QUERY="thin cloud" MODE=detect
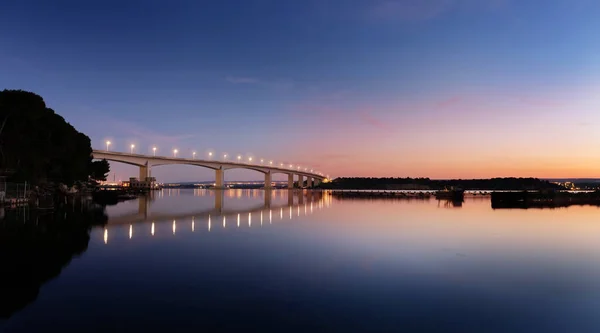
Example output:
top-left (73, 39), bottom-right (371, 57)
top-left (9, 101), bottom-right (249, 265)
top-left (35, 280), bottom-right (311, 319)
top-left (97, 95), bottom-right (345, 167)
top-left (111, 120), bottom-right (197, 144)
top-left (359, 111), bottom-right (394, 132)
top-left (369, 0), bottom-right (508, 21)
top-left (437, 96), bottom-right (463, 108)
top-left (370, 0), bottom-right (454, 21)
top-left (225, 76), bottom-right (260, 84)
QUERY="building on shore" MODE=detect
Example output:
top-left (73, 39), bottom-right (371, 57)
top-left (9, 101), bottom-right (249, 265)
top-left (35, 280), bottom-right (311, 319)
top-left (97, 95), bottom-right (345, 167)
top-left (122, 177), bottom-right (157, 190)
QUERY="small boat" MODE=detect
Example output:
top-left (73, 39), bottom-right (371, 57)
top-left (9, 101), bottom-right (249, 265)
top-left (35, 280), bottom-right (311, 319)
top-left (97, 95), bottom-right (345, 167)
top-left (435, 187), bottom-right (465, 200)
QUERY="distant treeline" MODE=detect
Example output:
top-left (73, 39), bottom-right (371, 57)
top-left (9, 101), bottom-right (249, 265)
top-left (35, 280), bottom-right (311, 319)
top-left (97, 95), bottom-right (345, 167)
top-left (319, 177), bottom-right (564, 191)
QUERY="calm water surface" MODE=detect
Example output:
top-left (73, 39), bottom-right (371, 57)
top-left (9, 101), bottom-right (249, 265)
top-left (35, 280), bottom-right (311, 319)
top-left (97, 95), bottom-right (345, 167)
top-left (2, 189), bottom-right (600, 332)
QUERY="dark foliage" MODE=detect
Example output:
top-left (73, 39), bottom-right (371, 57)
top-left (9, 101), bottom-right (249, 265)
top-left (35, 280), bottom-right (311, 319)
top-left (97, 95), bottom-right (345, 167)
top-left (0, 90), bottom-right (108, 185)
top-left (90, 159), bottom-right (110, 182)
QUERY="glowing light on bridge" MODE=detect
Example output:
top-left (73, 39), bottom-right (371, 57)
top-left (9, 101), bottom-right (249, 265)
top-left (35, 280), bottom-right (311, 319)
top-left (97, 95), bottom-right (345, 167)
top-left (208, 152), bottom-right (213, 158)
top-left (223, 154), bottom-right (228, 160)
top-left (192, 152), bottom-right (196, 159)
top-left (237, 155), bottom-right (242, 161)
top-left (270, 161), bottom-right (273, 165)
top-left (173, 149), bottom-right (178, 157)
top-left (105, 141), bottom-right (111, 151)
top-left (249, 157), bottom-right (253, 163)
top-left (153, 147), bottom-right (157, 156)
top-left (130, 144), bottom-right (135, 154)
top-left (260, 159), bottom-right (264, 164)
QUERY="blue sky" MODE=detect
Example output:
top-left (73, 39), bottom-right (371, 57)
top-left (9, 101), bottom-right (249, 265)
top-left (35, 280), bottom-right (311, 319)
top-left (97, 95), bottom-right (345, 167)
top-left (1, 0), bottom-right (600, 181)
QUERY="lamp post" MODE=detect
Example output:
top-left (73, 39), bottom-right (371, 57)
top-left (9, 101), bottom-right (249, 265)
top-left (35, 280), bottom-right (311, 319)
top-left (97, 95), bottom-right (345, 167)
top-left (208, 152), bottom-right (213, 159)
top-left (237, 155), bottom-right (241, 162)
top-left (223, 154), bottom-right (228, 160)
top-left (130, 144), bottom-right (135, 154)
top-left (153, 147), bottom-right (157, 156)
top-left (193, 152), bottom-right (196, 159)
top-left (173, 149), bottom-right (178, 157)
top-left (249, 157), bottom-right (253, 163)
top-left (106, 141), bottom-right (111, 151)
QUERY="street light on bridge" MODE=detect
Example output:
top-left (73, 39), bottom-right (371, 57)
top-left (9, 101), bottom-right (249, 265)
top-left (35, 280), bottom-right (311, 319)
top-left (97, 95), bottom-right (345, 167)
top-left (237, 155), bottom-right (242, 161)
top-left (173, 149), bottom-right (178, 157)
top-left (208, 152), bottom-right (213, 159)
top-left (270, 161), bottom-right (273, 165)
top-left (106, 141), bottom-right (111, 151)
top-left (153, 147), bottom-right (157, 156)
top-left (130, 144), bottom-right (135, 154)
top-left (223, 154), bottom-right (228, 160)
top-left (260, 159), bottom-right (264, 164)
top-left (192, 152), bottom-right (196, 159)
top-left (248, 157), bottom-right (253, 163)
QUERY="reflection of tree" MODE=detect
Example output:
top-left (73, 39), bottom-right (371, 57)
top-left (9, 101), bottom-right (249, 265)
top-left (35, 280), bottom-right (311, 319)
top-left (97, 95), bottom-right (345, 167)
top-left (438, 199), bottom-right (463, 208)
top-left (0, 200), bottom-right (107, 318)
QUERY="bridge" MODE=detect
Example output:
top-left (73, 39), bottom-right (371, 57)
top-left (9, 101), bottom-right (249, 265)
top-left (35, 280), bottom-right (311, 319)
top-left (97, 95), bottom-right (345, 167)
top-left (92, 150), bottom-right (328, 189)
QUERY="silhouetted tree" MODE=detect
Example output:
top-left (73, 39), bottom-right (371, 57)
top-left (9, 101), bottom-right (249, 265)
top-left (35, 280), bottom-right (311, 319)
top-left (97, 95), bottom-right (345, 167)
top-left (0, 90), bottom-right (100, 185)
top-left (90, 159), bottom-right (110, 182)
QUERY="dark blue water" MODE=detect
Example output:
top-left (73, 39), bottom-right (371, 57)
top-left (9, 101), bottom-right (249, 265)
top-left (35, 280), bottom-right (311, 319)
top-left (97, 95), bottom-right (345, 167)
top-left (2, 190), bottom-right (600, 332)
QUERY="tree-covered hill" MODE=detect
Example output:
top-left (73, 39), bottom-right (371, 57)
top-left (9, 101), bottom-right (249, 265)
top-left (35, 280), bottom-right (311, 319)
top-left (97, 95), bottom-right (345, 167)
top-left (320, 177), bottom-right (564, 191)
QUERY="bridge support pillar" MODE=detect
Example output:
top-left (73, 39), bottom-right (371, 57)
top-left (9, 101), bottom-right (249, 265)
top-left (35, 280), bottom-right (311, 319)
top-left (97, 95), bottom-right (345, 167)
top-left (307, 177), bottom-right (313, 188)
top-left (287, 174), bottom-right (294, 189)
top-left (264, 172), bottom-right (272, 190)
top-left (215, 168), bottom-right (224, 189)
top-left (297, 175), bottom-right (304, 188)
top-left (139, 165), bottom-right (148, 180)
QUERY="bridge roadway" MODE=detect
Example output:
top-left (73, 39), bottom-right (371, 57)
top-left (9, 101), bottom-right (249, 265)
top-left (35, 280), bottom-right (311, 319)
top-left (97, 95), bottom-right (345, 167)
top-left (92, 150), bottom-right (327, 189)
top-left (107, 190), bottom-right (326, 225)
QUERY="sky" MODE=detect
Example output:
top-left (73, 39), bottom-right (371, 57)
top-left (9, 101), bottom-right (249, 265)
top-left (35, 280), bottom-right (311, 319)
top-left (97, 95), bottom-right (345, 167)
top-left (1, 0), bottom-right (600, 181)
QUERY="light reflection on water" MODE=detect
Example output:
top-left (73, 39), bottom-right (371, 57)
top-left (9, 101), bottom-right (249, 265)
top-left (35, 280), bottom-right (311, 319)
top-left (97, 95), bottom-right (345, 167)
top-left (3, 189), bottom-right (600, 333)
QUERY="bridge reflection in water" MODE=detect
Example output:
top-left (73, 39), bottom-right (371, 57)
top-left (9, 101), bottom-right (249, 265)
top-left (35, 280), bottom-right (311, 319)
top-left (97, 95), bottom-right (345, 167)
top-left (103, 190), bottom-right (332, 243)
